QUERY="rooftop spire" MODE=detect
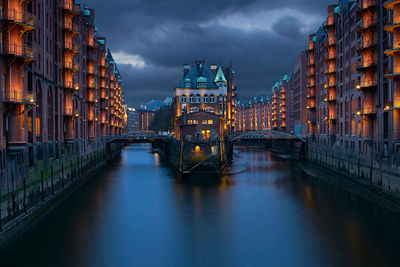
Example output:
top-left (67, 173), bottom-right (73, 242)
top-left (214, 66), bottom-right (227, 83)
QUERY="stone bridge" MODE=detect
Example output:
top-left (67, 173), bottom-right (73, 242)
top-left (228, 130), bottom-right (304, 142)
top-left (107, 131), bottom-right (171, 143)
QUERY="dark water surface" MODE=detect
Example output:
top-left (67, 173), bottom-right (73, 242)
top-left (1, 144), bottom-right (400, 267)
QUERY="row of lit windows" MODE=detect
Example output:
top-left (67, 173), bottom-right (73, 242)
top-left (185, 82), bottom-right (207, 88)
top-left (180, 95), bottom-right (217, 104)
top-left (187, 120), bottom-right (214, 125)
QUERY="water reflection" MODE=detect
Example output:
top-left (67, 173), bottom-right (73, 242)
top-left (1, 144), bottom-right (400, 267)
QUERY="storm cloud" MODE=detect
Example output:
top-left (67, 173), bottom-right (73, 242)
top-left (85, 0), bottom-right (333, 105)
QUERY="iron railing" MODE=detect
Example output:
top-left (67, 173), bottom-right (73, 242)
top-left (0, 9), bottom-right (35, 28)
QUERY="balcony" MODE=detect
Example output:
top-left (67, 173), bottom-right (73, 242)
top-left (324, 95), bottom-right (336, 102)
top-left (357, 60), bottom-right (376, 71)
top-left (2, 91), bottom-right (35, 104)
top-left (357, 39), bottom-right (377, 51)
top-left (324, 54), bottom-right (336, 62)
top-left (64, 81), bottom-right (79, 91)
top-left (384, 0), bottom-right (400, 10)
top-left (307, 61), bottom-right (315, 67)
top-left (306, 71), bottom-right (315, 77)
top-left (358, 1), bottom-right (377, 13)
top-left (64, 108), bottom-right (74, 116)
top-left (324, 67), bottom-right (336, 74)
top-left (64, 42), bottom-right (79, 53)
top-left (360, 108), bottom-right (376, 119)
top-left (323, 21), bottom-right (335, 30)
top-left (328, 115), bottom-right (337, 121)
top-left (356, 20), bottom-right (376, 33)
top-left (0, 9), bottom-right (35, 31)
top-left (64, 62), bottom-right (79, 72)
top-left (87, 68), bottom-right (98, 76)
top-left (384, 45), bottom-right (400, 56)
top-left (63, 1), bottom-right (80, 15)
top-left (324, 40), bottom-right (336, 48)
top-left (384, 21), bottom-right (400, 33)
top-left (357, 80), bottom-right (377, 90)
top-left (307, 105), bottom-right (316, 110)
top-left (385, 68), bottom-right (400, 79)
top-left (63, 22), bottom-right (79, 35)
top-left (87, 96), bottom-right (99, 103)
top-left (0, 43), bottom-right (34, 61)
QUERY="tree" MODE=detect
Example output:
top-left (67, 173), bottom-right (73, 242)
top-left (149, 105), bottom-right (174, 132)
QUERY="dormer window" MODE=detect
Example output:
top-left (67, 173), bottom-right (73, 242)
top-left (185, 82), bottom-right (191, 88)
top-left (197, 82), bottom-right (207, 88)
top-left (197, 77), bottom-right (207, 88)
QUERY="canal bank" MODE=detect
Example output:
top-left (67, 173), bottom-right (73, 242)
top-left (306, 141), bottom-right (400, 206)
top-left (0, 140), bottom-right (124, 249)
top-left (2, 144), bottom-right (400, 267)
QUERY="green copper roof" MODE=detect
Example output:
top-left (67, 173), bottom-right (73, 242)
top-left (214, 66), bottom-right (227, 83)
top-left (313, 36), bottom-right (317, 43)
top-left (83, 10), bottom-right (90, 16)
top-left (185, 78), bottom-right (191, 82)
top-left (334, 6), bottom-right (341, 16)
top-left (197, 77), bottom-right (207, 83)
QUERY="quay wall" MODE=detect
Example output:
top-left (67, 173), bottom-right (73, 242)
top-left (154, 139), bottom-right (233, 175)
top-left (306, 141), bottom-right (400, 202)
top-left (0, 139), bottom-right (124, 249)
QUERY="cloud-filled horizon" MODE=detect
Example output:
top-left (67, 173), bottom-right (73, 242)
top-left (86, 0), bottom-right (334, 106)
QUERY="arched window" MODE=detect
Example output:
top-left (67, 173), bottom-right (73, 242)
top-left (196, 94), bottom-right (201, 103)
top-left (203, 94), bottom-right (208, 103)
top-left (210, 94), bottom-right (215, 103)
top-left (35, 81), bottom-right (42, 141)
top-left (48, 86), bottom-right (54, 140)
top-left (180, 95), bottom-right (187, 103)
top-left (189, 94), bottom-right (194, 103)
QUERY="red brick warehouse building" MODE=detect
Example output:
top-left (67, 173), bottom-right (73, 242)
top-left (0, 0), bottom-right (126, 176)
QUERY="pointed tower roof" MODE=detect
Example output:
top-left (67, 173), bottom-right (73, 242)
top-left (214, 66), bottom-right (227, 83)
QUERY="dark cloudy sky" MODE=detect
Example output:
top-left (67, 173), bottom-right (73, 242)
top-left (86, 0), bottom-right (334, 106)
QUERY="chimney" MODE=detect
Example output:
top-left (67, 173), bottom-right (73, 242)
top-left (210, 64), bottom-right (218, 74)
top-left (183, 64), bottom-right (190, 76)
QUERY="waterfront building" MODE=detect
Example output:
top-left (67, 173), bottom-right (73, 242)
top-left (0, 0), bottom-right (126, 179)
top-left (235, 96), bottom-right (270, 132)
top-left (139, 109), bottom-right (155, 132)
top-left (288, 53), bottom-right (308, 136)
top-left (127, 107), bottom-right (140, 133)
top-left (173, 60), bottom-right (236, 140)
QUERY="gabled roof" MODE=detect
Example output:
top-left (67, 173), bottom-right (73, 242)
top-left (177, 62), bottom-right (219, 89)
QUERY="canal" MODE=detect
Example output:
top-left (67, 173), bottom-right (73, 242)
top-left (1, 144), bottom-right (400, 267)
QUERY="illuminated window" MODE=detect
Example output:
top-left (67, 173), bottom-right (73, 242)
top-left (188, 120), bottom-right (193, 124)
top-left (193, 120), bottom-right (199, 124)
top-left (208, 120), bottom-right (213, 125)
top-left (202, 120), bottom-right (208, 125)
top-left (210, 95), bottom-right (215, 103)
top-left (196, 95), bottom-right (201, 103)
